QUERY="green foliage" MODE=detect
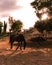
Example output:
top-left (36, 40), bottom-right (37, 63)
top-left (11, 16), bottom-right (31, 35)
top-left (8, 16), bottom-right (13, 24)
top-left (34, 18), bottom-right (52, 33)
top-left (31, 0), bottom-right (52, 33)
top-left (11, 20), bottom-right (23, 32)
top-left (31, 0), bottom-right (52, 18)
top-left (45, 19), bottom-right (52, 31)
top-left (0, 22), bottom-right (3, 27)
top-left (34, 21), bottom-right (45, 33)
top-left (31, 0), bottom-right (52, 10)
top-left (3, 21), bottom-right (7, 34)
top-left (0, 22), bottom-right (3, 34)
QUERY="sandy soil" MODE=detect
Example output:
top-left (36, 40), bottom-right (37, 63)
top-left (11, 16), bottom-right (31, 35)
top-left (0, 38), bottom-right (52, 65)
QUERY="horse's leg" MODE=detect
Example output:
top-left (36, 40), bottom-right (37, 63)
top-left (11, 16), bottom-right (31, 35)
top-left (23, 39), bottom-right (27, 50)
top-left (20, 41), bottom-right (22, 50)
top-left (16, 42), bottom-right (20, 50)
top-left (10, 41), bottom-right (13, 49)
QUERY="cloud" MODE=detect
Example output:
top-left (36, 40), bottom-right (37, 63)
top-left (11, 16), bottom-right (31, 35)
top-left (0, 0), bottom-right (20, 12)
top-left (0, 13), bottom-right (10, 17)
top-left (0, 0), bottom-right (21, 17)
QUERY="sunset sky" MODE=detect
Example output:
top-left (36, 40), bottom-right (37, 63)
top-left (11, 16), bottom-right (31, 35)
top-left (0, 0), bottom-right (38, 31)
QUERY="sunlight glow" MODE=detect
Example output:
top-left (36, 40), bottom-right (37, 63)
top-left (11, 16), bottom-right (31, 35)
top-left (41, 13), bottom-right (49, 20)
top-left (39, 7), bottom-right (49, 13)
top-left (10, 0), bottom-right (38, 30)
top-left (10, 7), bottom-right (38, 29)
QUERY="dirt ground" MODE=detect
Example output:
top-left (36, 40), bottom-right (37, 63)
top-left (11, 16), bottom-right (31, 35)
top-left (0, 37), bottom-right (52, 65)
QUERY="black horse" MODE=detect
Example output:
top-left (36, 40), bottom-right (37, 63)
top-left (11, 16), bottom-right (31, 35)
top-left (9, 33), bottom-right (26, 50)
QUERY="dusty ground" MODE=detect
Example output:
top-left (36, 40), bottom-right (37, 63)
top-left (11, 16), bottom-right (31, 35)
top-left (0, 37), bottom-right (52, 65)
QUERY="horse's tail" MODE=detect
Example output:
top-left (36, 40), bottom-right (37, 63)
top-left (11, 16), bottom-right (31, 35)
top-left (23, 39), bottom-right (27, 49)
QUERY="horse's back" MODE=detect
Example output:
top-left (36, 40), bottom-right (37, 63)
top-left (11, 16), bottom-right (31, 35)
top-left (17, 34), bottom-right (25, 42)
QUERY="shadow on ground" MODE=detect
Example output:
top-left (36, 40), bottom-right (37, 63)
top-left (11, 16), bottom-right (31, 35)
top-left (26, 40), bottom-right (52, 48)
top-left (12, 37), bottom-right (52, 49)
top-left (0, 48), bottom-right (52, 65)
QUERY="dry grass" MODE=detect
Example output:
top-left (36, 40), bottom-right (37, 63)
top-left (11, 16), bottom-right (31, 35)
top-left (0, 36), bottom-right (52, 65)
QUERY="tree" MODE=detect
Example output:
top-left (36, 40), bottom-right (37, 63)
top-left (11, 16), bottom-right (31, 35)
top-left (31, 0), bottom-right (52, 19)
top-left (8, 16), bottom-right (14, 31)
top-left (34, 19), bottom-right (52, 37)
top-left (0, 22), bottom-right (3, 34)
top-left (11, 20), bottom-right (23, 32)
top-left (34, 21), bottom-right (45, 33)
top-left (8, 16), bottom-right (13, 24)
top-left (31, 0), bottom-right (52, 36)
top-left (3, 21), bottom-right (7, 34)
top-left (45, 18), bottom-right (52, 31)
